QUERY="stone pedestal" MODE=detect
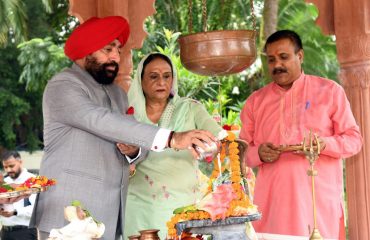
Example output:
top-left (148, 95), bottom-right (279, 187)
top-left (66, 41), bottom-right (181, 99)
top-left (176, 214), bottom-right (261, 240)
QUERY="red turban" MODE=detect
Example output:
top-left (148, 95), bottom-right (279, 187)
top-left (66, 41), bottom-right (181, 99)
top-left (64, 16), bottom-right (130, 60)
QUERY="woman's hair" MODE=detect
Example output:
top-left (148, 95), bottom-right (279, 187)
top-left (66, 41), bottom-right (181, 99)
top-left (141, 53), bottom-right (173, 79)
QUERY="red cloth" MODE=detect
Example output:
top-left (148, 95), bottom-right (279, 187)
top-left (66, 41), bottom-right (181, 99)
top-left (64, 16), bottom-right (130, 60)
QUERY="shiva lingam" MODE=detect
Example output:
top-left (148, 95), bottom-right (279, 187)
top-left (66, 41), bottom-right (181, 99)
top-left (301, 130), bottom-right (324, 240)
top-left (172, 139), bottom-right (260, 240)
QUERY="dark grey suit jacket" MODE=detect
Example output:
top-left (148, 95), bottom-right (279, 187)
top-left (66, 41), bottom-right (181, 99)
top-left (30, 64), bottom-right (160, 239)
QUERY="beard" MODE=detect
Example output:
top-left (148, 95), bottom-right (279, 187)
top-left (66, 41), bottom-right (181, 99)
top-left (85, 56), bottom-right (119, 85)
top-left (8, 170), bottom-right (21, 180)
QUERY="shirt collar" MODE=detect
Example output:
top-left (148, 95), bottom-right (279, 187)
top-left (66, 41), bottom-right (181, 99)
top-left (72, 63), bottom-right (101, 87)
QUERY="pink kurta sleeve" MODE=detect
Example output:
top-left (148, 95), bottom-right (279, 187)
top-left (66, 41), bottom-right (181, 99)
top-left (240, 94), bottom-right (263, 168)
top-left (320, 85), bottom-right (362, 158)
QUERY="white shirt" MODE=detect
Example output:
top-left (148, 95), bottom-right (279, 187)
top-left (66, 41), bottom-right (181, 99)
top-left (1, 168), bottom-right (36, 227)
top-left (126, 128), bottom-right (171, 164)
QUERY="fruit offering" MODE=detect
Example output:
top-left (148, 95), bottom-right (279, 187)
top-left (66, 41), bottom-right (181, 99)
top-left (0, 184), bottom-right (14, 193)
top-left (18, 176), bottom-right (56, 189)
top-left (0, 176), bottom-right (56, 193)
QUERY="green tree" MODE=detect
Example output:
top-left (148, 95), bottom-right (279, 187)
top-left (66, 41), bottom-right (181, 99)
top-left (0, 0), bottom-right (70, 152)
top-left (18, 37), bottom-right (71, 92)
top-left (0, 0), bottom-right (54, 47)
top-left (0, 0), bottom-right (27, 47)
top-left (277, 0), bottom-right (338, 80)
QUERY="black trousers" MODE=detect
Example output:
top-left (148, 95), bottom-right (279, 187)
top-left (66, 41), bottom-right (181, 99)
top-left (1, 226), bottom-right (37, 240)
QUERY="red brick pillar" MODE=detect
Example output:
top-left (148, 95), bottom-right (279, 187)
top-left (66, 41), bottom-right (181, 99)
top-left (335, 1), bottom-right (370, 239)
top-left (307, 0), bottom-right (370, 239)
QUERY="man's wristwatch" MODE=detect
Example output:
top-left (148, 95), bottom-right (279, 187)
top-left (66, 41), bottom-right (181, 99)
top-left (13, 210), bottom-right (17, 216)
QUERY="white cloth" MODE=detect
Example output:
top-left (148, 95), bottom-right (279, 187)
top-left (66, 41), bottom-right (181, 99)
top-left (1, 168), bottom-right (36, 227)
top-left (256, 233), bottom-right (336, 240)
top-left (47, 206), bottom-right (105, 240)
top-left (48, 217), bottom-right (105, 240)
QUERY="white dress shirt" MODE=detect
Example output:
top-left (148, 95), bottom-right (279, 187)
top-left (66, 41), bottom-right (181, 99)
top-left (126, 128), bottom-right (171, 163)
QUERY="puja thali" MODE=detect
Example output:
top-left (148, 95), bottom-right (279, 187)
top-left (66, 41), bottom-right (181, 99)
top-left (0, 186), bottom-right (50, 199)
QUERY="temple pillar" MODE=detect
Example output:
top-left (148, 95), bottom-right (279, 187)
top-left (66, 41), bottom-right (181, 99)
top-left (306, 1), bottom-right (370, 239)
top-left (335, 1), bottom-right (370, 239)
top-left (68, 0), bottom-right (156, 92)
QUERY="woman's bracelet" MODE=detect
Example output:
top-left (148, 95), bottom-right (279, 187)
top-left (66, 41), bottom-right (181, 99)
top-left (167, 131), bottom-right (174, 148)
top-left (168, 131), bottom-right (179, 151)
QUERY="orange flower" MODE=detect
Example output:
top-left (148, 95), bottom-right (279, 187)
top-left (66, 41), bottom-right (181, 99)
top-left (226, 131), bottom-right (236, 141)
top-left (167, 131), bottom-right (256, 236)
top-left (229, 148), bottom-right (240, 155)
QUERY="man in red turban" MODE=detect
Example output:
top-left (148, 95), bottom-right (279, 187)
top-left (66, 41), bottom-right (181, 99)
top-left (64, 16), bottom-right (130, 85)
top-left (30, 16), bottom-right (216, 240)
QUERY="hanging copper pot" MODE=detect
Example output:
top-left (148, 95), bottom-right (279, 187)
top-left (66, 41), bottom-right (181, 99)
top-left (179, 29), bottom-right (256, 76)
top-left (179, 0), bottom-right (257, 76)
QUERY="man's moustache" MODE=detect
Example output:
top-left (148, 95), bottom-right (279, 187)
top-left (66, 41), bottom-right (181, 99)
top-left (273, 68), bottom-right (287, 75)
top-left (103, 62), bottom-right (119, 71)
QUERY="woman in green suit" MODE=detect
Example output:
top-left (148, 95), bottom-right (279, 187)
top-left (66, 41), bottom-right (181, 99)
top-left (124, 53), bottom-right (222, 239)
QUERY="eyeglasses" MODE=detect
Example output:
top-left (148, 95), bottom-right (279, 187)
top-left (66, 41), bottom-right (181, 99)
top-left (100, 46), bottom-right (122, 56)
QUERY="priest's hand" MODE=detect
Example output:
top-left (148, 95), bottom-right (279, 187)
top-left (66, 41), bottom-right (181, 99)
top-left (258, 142), bottom-right (281, 163)
top-left (313, 136), bottom-right (326, 153)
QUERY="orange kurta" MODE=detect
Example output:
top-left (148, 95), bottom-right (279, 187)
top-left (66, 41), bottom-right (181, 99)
top-left (240, 73), bottom-right (362, 239)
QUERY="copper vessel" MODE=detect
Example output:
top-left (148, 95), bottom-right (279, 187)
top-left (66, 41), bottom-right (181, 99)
top-left (128, 235), bottom-right (141, 240)
top-left (178, 29), bottom-right (257, 76)
top-left (139, 229), bottom-right (160, 240)
top-left (178, 0), bottom-right (257, 76)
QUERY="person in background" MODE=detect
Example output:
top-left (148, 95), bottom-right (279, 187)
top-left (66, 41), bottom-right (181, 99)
top-left (0, 150), bottom-right (37, 240)
top-left (123, 53), bottom-right (223, 239)
top-left (30, 16), bottom-right (215, 240)
top-left (0, 170), bottom-right (4, 183)
top-left (240, 30), bottom-right (362, 239)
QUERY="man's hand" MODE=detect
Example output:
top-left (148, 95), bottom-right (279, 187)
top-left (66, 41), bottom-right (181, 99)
top-left (0, 195), bottom-right (29, 204)
top-left (258, 142), bottom-right (281, 163)
top-left (0, 209), bottom-right (15, 218)
top-left (171, 130), bottom-right (216, 159)
top-left (116, 143), bottom-right (139, 158)
top-left (314, 136), bottom-right (326, 153)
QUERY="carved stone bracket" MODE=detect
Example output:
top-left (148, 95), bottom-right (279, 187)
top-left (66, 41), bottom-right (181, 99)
top-left (336, 35), bottom-right (370, 64)
top-left (340, 64), bottom-right (370, 89)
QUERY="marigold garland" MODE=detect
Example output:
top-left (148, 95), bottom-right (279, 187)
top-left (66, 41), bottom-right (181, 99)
top-left (166, 131), bottom-right (253, 239)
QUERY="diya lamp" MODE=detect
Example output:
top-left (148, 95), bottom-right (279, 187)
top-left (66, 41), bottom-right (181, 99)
top-left (301, 130), bottom-right (323, 240)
